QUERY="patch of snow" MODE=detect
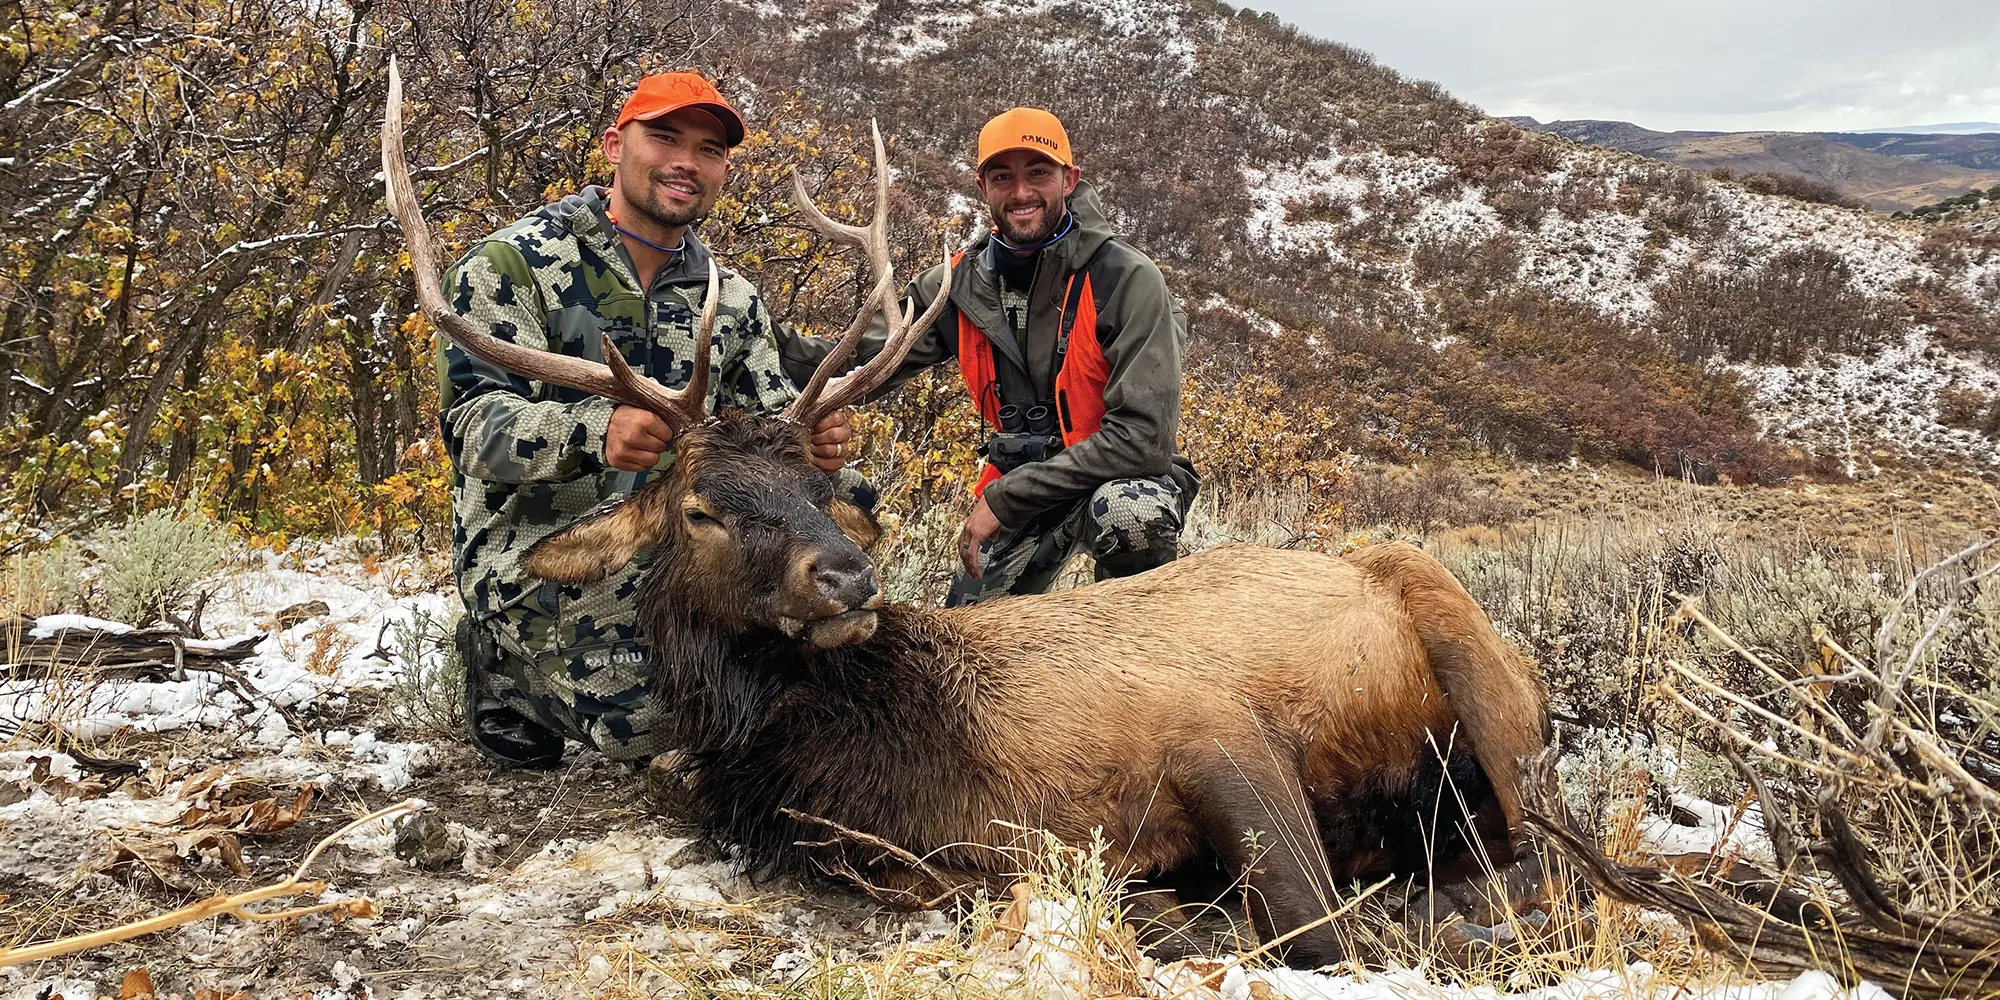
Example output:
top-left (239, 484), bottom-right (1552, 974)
top-left (2, 547), bottom-right (456, 742)
top-left (1733, 328), bottom-right (2000, 467)
top-left (27, 613), bottom-right (135, 638)
top-left (453, 830), bottom-right (742, 927)
top-left (1151, 962), bottom-right (1893, 1000)
top-left (1642, 793), bottom-right (1775, 867)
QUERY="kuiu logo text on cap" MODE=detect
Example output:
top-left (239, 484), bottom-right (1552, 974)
top-left (1022, 134), bottom-right (1059, 150)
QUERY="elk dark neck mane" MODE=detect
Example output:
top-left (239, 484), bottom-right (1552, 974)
top-left (641, 591), bottom-right (994, 869)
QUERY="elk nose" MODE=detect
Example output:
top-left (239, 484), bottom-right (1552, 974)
top-left (810, 549), bottom-right (880, 609)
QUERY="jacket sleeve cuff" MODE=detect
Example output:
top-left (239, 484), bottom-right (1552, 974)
top-left (576, 397), bottom-right (620, 469)
top-left (981, 478), bottom-right (1032, 530)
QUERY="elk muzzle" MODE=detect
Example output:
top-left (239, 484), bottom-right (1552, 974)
top-left (776, 541), bottom-right (884, 649)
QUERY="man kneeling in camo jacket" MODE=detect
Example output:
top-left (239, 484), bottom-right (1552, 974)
top-left (439, 71), bottom-right (867, 767)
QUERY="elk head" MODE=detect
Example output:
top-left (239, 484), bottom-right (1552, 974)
top-left (381, 60), bottom-right (949, 649)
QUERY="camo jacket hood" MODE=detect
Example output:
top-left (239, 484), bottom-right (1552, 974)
top-left (438, 186), bottom-right (797, 668)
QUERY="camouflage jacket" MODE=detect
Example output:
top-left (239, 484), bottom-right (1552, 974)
top-left (440, 186), bottom-right (797, 664)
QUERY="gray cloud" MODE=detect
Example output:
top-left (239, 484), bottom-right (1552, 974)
top-left (1246, 0), bottom-right (2000, 131)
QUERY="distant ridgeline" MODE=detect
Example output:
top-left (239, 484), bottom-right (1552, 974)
top-left (1507, 117), bottom-right (2000, 213)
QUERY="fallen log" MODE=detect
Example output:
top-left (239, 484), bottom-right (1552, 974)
top-left (2, 619), bottom-right (261, 681)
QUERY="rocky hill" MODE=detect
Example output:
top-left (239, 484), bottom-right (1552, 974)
top-left (1507, 117), bottom-right (2000, 211)
top-left (709, 0), bottom-right (2000, 477)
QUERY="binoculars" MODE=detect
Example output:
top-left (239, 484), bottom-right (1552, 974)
top-left (996, 403), bottom-right (1056, 436)
top-left (987, 403), bottom-right (1060, 473)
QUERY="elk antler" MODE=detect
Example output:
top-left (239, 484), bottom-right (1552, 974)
top-left (780, 120), bottom-right (954, 429)
top-left (380, 57), bottom-right (715, 434)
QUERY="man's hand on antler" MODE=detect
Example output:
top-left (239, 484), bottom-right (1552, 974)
top-left (808, 409), bottom-right (855, 473)
top-left (957, 495), bottom-right (1002, 578)
top-left (606, 406), bottom-right (677, 471)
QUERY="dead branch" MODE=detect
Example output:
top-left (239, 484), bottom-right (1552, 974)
top-left (1520, 750), bottom-right (2000, 999)
top-left (780, 807), bottom-right (976, 909)
top-left (0, 799), bottom-right (420, 969)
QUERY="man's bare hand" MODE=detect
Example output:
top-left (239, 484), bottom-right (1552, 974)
top-left (606, 405), bottom-right (676, 471)
top-left (957, 495), bottom-right (1002, 578)
top-left (808, 409), bottom-right (855, 474)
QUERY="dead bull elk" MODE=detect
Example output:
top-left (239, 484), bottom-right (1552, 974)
top-left (382, 61), bottom-right (1549, 966)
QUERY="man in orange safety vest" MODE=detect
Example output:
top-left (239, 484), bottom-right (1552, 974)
top-left (784, 107), bottom-right (1197, 606)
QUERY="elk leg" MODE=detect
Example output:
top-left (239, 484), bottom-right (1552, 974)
top-left (1122, 856), bottom-right (1243, 962)
top-left (1177, 753), bottom-right (1345, 968)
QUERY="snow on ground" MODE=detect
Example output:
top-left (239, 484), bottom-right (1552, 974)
top-left (1735, 327), bottom-right (2000, 470)
top-left (1641, 792), bottom-right (1774, 867)
top-left (2, 546), bottom-right (453, 744)
top-left (819, 0), bottom-right (1201, 72)
top-left (1202, 966), bottom-right (1893, 1000)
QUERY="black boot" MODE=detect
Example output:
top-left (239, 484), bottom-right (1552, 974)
top-left (456, 615), bottom-right (565, 770)
top-left (1093, 545), bottom-right (1178, 582)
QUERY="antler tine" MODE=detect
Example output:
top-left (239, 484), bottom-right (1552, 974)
top-left (868, 119), bottom-right (891, 259)
top-left (687, 256), bottom-right (718, 417)
top-left (779, 120), bottom-right (959, 428)
top-left (806, 248), bottom-right (954, 419)
top-left (380, 57), bottom-right (704, 434)
top-left (600, 257), bottom-right (717, 428)
top-left (780, 271), bottom-right (891, 423)
top-left (789, 167), bottom-right (870, 247)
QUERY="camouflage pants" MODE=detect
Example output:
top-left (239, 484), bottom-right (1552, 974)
top-left (945, 475), bottom-right (1190, 607)
top-left (465, 467), bottom-right (880, 760)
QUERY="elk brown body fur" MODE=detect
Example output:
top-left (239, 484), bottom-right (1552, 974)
top-left (625, 446), bottom-right (1549, 966)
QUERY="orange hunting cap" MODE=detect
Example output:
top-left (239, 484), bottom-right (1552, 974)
top-left (976, 107), bottom-right (1072, 170)
top-left (615, 71), bottom-right (747, 147)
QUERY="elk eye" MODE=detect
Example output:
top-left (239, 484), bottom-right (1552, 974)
top-left (685, 508), bottom-right (722, 528)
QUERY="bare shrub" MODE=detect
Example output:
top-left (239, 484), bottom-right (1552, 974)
top-left (1334, 461), bottom-right (1521, 534)
top-left (1650, 248), bottom-right (1906, 364)
top-left (1429, 288), bottom-right (1790, 481)
top-left (1283, 190), bottom-right (1355, 225)
top-left (1902, 278), bottom-right (2000, 357)
top-left (90, 506), bottom-right (229, 626)
top-left (1486, 169), bottom-right (1552, 229)
top-left (1554, 174), bottom-right (1613, 219)
top-left (1646, 539), bottom-right (2000, 946)
top-left (1938, 387), bottom-right (2000, 434)
top-left (1711, 168), bottom-right (1860, 209)
top-left (384, 606), bottom-right (466, 742)
top-left (1444, 120), bottom-right (1563, 183)
top-left (1620, 166), bottom-right (1732, 242)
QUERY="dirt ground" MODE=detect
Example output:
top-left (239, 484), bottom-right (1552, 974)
top-left (6, 460), bottom-right (1985, 999)
top-left (2, 704), bottom-right (945, 999)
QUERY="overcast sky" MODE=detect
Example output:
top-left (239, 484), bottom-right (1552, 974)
top-left (1248, 1), bottom-right (2000, 132)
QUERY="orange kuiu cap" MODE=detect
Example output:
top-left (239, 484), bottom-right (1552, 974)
top-left (977, 107), bottom-right (1072, 169)
top-left (615, 72), bottom-right (747, 147)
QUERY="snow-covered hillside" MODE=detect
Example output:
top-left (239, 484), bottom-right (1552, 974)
top-left (722, 0), bottom-right (2000, 472)
top-left (1244, 143), bottom-right (2000, 467)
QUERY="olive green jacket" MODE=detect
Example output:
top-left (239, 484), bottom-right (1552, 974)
top-left (780, 180), bottom-right (1196, 528)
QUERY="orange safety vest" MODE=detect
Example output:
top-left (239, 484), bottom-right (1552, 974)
top-left (956, 253), bottom-right (1110, 496)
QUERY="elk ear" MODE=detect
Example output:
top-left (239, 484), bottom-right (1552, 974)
top-left (829, 500), bottom-right (881, 551)
top-left (523, 479), bottom-right (674, 584)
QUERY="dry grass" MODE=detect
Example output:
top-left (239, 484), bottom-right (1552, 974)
top-left (289, 620), bottom-right (358, 677)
